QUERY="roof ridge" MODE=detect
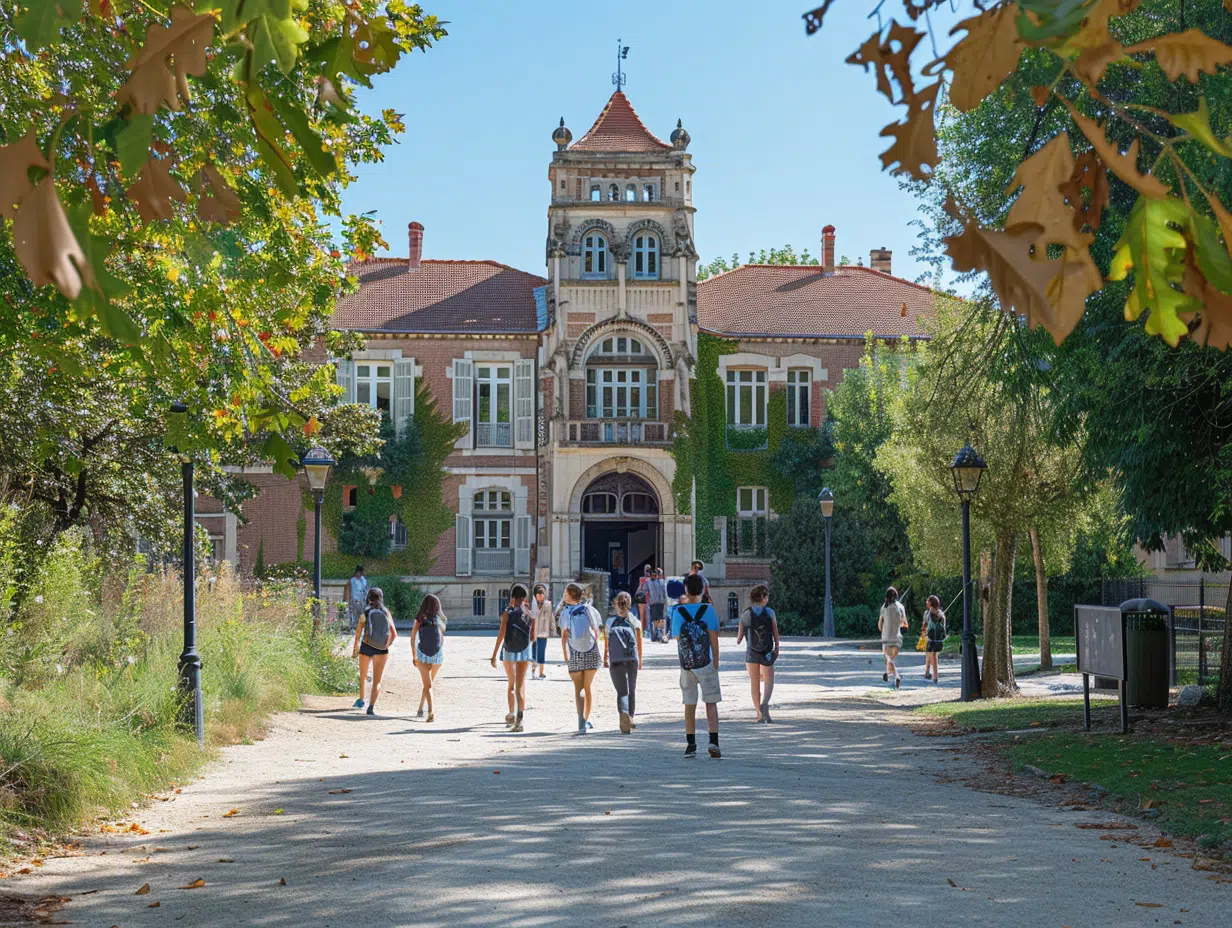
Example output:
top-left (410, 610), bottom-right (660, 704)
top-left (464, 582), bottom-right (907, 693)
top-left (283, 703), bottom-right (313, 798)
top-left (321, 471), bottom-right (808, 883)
top-left (349, 256), bottom-right (545, 280)
top-left (697, 262), bottom-right (937, 296)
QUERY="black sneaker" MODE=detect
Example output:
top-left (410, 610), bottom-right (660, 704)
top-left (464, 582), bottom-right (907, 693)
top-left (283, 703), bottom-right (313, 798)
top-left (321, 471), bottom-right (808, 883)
top-left (366, 705), bottom-right (375, 716)
top-left (684, 742), bottom-right (697, 757)
top-left (708, 744), bottom-right (721, 759)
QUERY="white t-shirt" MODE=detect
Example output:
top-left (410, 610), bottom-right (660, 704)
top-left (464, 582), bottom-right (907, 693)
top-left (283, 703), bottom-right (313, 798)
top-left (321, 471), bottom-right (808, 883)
top-left (562, 603), bottom-right (601, 652)
top-left (880, 602), bottom-right (906, 643)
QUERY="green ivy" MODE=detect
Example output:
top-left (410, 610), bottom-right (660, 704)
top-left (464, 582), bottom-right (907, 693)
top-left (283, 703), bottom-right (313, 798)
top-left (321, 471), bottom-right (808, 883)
top-left (671, 333), bottom-right (814, 560)
top-left (295, 509), bottom-right (306, 562)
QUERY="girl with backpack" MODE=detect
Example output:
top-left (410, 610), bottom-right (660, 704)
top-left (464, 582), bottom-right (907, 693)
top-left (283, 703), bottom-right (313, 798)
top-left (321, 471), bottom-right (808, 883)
top-left (923, 594), bottom-right (946, 683)
top-left (736, 583), bottom-right (780, 723)
top-left (603, 591), bottom-right (643, 734)
top-left (351, 587), bottom-right (396, 716)
top-left (490, 584), bottom-right (534, 732)
top-left (878, 586), bottom-right (909, 690)
top-left (559, 581), bottom-right (602, 735)
top-left (411, 594), bottom-right (447, 722)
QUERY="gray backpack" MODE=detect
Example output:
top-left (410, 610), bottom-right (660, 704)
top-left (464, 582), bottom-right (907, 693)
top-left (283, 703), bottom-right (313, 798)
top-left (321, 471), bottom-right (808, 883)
top-left (607, 617), bottom-right (638, 663)
top-left (364, 607), bottom-right (393, 650)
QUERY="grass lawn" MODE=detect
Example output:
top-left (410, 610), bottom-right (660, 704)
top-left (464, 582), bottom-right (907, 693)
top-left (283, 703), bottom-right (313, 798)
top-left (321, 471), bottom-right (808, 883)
top-left (941, 635), bottom-right (1076, 657)
top-left (915, 696), bottom-right (1114, 732)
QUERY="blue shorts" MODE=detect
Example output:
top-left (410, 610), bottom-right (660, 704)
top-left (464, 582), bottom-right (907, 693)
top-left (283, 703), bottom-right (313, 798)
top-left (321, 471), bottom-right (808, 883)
top-left (416, 649), bottom-right (444, 665)
top-left (501, 646), bottom-right (534, 663)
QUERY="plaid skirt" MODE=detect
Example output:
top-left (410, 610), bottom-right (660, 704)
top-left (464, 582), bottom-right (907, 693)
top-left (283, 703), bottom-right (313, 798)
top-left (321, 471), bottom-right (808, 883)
top-left (567, 645), bottom-right (602, 673)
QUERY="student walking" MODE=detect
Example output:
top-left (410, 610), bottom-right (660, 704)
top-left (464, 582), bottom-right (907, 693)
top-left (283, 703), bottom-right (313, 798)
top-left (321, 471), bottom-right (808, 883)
top-left (670, 573), bottom-right (722, 758)
top-left (344, 565), bottom-right (369, 630)
top-left (635, 565), bottom-right (652, 633)
top-left (736, 583), bottom-right (780, 723)
top-left (491, 584), bottom-right (534, 732)
top-left (646, 568), bottom-right (668, 642)
top-left (352, 587), bottom-right (395, 715)
top-left (560, 582), bottom-right (602, 735)
top-left (531, 583), bottom-right (555, 679)
top-left (688, 560), bottom-right (713, 605)
top-left (604, 591), bottom-right (644, 734)
top-left (923, 594), bottom-right (946, 683)
top-left (879, 586), bottom-right (908, 689)
top-left (410, 594), bottom-right (446, 722)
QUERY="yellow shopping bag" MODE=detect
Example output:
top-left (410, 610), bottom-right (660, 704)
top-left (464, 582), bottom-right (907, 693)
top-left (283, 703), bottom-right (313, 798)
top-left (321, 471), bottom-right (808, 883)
top-left (915, 628), bottom-right (928, 651)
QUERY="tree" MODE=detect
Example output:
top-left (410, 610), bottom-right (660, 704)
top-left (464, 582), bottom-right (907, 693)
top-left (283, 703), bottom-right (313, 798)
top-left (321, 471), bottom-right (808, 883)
top-left (877, 300), bottom-right (1086, 696)
top-left (697, 244), bottom-right (819, 280)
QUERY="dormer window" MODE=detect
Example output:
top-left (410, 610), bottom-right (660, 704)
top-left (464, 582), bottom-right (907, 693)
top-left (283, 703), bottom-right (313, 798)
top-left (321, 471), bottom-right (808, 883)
top-left (632, 233), bottom-right (659, 280)
top-left (583, 233), bottom-right (609, 279)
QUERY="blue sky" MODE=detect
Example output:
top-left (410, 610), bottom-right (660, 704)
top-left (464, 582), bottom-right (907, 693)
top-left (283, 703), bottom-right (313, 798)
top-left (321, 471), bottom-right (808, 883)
top-left (342, 0), bottom-right (961, 284)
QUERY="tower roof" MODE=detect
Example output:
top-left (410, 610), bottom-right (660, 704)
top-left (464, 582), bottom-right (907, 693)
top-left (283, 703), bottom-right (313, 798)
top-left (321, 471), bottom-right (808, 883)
top-left (570, 91), bottom-right (671, 153)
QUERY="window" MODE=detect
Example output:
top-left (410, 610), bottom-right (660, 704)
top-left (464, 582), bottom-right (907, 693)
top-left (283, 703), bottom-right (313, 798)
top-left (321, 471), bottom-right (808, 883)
top-left (473, 490), bottom-right (512, 551)
top-left (642, 183), bottom-right (655, 202)
top-left (728, 592), bottom-right (740, 622)
top-left (499, 588), bottom-right (511, 614)
top-left (632, 233), bottom-right (658, 279)
top-left (389, 516), bottom-right (407, 551)
top-left (737, 487), bottom-right (768, 516)
top-left (472, 588), bottom-right (487, 616)
top-left (582, 492), bottom-right (617, 514)
top-left (475, 365), bottom-right (512, 447)
top-left (356, 363), bottom-right (392, 412)
top-left (787, 369), bottom-right (811, 427)
top-left (598, 336), bottom-right (644, 355)
top-left (583, 233), bottom-right (608, 278)
top-left (622, 492), bottom-right (657, 515)
top-left (590, 185), bottom-right (601, 201)
top-left (586, 368), bottom-right (657, 418)
top-left (608, 183), bottom-right (619, 202)
top-left (343, 486), bottom-right (359, 511)
top-left (726, 370), bottom-right (767, 427)
top-left (625, 184), bottom-right (637, 202)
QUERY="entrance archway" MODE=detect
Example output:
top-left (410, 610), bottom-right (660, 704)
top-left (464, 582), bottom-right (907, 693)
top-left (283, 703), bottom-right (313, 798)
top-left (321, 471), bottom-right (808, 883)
top-left (580, 472), bottom-right (660, 597)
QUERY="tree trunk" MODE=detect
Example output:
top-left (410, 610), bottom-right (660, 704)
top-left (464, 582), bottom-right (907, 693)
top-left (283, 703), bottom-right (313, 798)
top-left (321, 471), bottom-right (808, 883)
top-left (1219, 578), bottom-right (1232, 712)
top-left (1029, 524), bottom-right (1052, 672)
top-left (979, 549), bottom-right (992, 633)
top-left (981, 531), bottom-right (1019, 697)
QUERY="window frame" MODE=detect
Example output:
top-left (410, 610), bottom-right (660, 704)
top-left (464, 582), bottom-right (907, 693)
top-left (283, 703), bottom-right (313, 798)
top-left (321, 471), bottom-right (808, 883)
top-left (585, 366), bottom-right (658, 419)
top-left (786, 368), bottom-right (811, 428)
top-left (736, 486), bottom-right (768, 517)
top-left (582, 233), bottom-right (609, 279)
top-left (725, 369), bottom-right (767, 427)
top-left (472, 489), bottom-right (513, 551)
top-left (474, 364), bottom-right (512, 425)
top-left (632, 233), bottom-right (659, 280)
top-left (355, 362), bottom-right (393, 412)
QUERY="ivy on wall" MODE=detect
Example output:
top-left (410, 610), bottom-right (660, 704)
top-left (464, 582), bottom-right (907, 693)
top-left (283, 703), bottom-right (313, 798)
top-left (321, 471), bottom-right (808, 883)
top-left (671, 333), bottom-right (820, 561)
top-left (310, 384), bottom-right (465, 579)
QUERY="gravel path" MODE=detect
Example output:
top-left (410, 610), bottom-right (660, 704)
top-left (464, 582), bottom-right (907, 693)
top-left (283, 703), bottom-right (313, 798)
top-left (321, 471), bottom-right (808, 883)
top-left (7, 634), bottom-right (1225, 927)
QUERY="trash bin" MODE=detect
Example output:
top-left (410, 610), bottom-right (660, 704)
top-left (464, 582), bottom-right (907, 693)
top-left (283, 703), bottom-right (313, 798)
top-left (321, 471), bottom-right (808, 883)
top-left (1121, 598), bottom-right (1171, 709)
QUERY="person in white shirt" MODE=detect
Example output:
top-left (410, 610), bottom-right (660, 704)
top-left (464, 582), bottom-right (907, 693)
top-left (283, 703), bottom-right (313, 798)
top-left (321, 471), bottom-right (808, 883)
top-left (878, 586), bottom-right (909, 690)
top-left (559, 582), bottom-right (602, 735)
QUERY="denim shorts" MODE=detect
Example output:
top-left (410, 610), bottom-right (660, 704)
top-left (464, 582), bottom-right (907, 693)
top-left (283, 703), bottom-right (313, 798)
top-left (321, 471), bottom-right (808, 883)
top-left (416, 648), bottom-right (444, 665)
top-left (501, 646), bottom-right (534, 663)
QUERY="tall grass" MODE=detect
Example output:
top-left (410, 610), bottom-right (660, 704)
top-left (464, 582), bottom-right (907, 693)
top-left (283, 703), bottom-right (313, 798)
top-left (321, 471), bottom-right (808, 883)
top-left (0, 529), bottom-right (354, 843)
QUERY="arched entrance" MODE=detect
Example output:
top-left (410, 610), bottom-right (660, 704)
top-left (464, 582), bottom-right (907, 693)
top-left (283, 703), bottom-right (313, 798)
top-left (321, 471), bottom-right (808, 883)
top-left (580, 472), bottom-right (660, 596)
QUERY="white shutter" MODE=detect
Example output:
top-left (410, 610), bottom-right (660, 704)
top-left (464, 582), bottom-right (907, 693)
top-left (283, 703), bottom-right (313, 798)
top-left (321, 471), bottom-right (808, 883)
top-left (455, 514), bottom-right (472, 577)
top-left (514, 515), bottom-right (531, 576)
top-left (335, 359), bottom-right (355, 403)
top-left (452, 359), bottom-right (473, 449)
top-left (393, 358), bottom-right (415, 438)
top-left (514, 358), bottom-right (535, 449)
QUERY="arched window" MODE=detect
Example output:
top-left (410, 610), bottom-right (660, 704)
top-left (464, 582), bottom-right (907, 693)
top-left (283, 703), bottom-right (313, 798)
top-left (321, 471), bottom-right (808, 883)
top-left (625, 184), bottom-right (637, 202)
top-left (642, 183), bottom-right (655, 202)
top-left (621, 492), bottom-right (658, 516)
top-left (598, 336), bottom-right (644, 356)
top-left (608, 183), bottom-right (619, 202)
top-left (582, 233), bottom-right (608, 279)
top-left (728, 592), bottom-right (739, 622)
top-left (590, 185), bottom-right (601, 201)
top-left (632, 233), bottom-right (659, 280)
top-left (582, 492), bottom-right (617, 514)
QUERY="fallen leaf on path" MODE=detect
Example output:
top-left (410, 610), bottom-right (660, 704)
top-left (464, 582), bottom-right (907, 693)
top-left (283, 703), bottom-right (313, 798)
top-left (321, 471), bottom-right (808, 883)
top-left (223, 809), bottom-right (239, 817)
top-left (186, 845), bottom-right (199, 850)
top-left (1076, 822), bottom-right (1137, 830)
top-left (327, 788), bottom-right (352, 795)
top-left (148, 901), bottom-right (161, 908)
top-left (339, 754), bottom-right (349, 759)
top-left (279, 877), bottom-right (287, 886)
top-left (1153, 836), bottom-right (1173, 848)
top-left (129, 823), bottom-right (149, 834)
top-left (493, 770), bottom-right (500, 775)
top-left (604, 811), bottom-right (612, 815)
top-left (271, 809), bottom-right (284, 815)
top-left (17, 868), bottom-right (32, 875)
top-left (946, 878), bottom-right (957, 888)
top-left (179, 878), bottom-right (205, 889)
top-left (1192, 859), bottom-right (1220, 871)
top-left (135, 883), bottom-right (151, 895)
top-left (217, 858), bottom-right (234, 863)
top-left (1138, 857), bottom-right (1151, 862)
top-left (1135, 902), bottom-right (1162, 907)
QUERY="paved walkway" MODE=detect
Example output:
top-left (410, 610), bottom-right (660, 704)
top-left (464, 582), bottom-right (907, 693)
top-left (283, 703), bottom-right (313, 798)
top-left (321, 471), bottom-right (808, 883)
top-left (10, 635), bottom-right (1224, 926)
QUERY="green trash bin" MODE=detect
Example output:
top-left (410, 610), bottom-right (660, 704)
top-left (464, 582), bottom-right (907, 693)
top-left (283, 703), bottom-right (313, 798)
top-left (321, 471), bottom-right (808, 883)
top-left (1125, 611), bottom-right (1169, 708)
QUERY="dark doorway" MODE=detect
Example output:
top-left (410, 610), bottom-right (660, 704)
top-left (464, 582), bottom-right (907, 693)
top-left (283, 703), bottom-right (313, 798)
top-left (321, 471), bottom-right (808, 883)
top-left (580, 472), bottom-right (660, 600)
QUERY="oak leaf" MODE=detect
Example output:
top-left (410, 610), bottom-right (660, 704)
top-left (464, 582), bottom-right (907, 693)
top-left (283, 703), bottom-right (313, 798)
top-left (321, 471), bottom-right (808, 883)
top-left (947, 6), bottom-right (1024, 113)
top-left (1124, 28), bottom-right (1232, 83)
top-left (1108, 196), bottom-right (1194, 346)
top-left (846, 22), bottom-right (925, 106)
top-left (1060, 151), bottom-right (1111, 233)
top-left (1182, 257), bottom-right (1232, 349)
top-left (1172, 98), bottom-right (1232, 158)
top-left (196, 164), bottom-right (242, 224)
top-left (135, 883), bottom-right (151, 895)
top-left (0, 131), bottom-right (49, 219)
top-left (1060, 100), bottom-right (1170, 199)
top-left (118, 5), bottom-right (215, 115)
top-left (1005, 132), bottom-right (1092, 253)
top-left (127, 157), bottom-right (188, 222)
top-left (11, 176), bottom-right (91, 301)
top-left (944, 215), bottom-right (1063, 331)
top-left (1044, 246), bottom-right (1104, 343)
top-left (879, 80), bottom-right (940, 181)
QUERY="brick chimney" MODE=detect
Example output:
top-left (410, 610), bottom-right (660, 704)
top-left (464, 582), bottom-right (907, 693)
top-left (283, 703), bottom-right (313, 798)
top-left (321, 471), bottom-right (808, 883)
top-left (408, 221), bottom-right (424, 271)
top-left (822, 225), bottom-right (836, 274)
top-left (870, 246), bottom-right (892, 275)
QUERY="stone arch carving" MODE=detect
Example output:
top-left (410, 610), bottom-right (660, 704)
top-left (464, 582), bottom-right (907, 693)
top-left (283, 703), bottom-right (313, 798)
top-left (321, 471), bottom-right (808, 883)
top-left (569, 315), bottom-right (675, 370)
top-left (567, 218), bottom-right (617, 255)
top-left (569, 456), bottom-right (676, 519)
top-left (623, 218), bottom-right (673, 254)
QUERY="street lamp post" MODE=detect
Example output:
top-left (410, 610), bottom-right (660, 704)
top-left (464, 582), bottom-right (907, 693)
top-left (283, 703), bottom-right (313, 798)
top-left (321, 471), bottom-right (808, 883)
top-left (301, 446), bottom-right (334, 636)
top-left (171, 403), bottom-right (204, 747)
top-left (819, 488), bottom-right (834, 638)
top-left (949, 444), bottom-right (988, 702)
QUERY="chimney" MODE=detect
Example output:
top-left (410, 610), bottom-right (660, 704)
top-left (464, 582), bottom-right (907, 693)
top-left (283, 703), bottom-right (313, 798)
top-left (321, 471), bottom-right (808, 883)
top-left (821, 225), bottom-right (836, 274)
top-left (407, 221), bottom-right (424, 271)
top-left (870, 246), bottom-right (892, 275)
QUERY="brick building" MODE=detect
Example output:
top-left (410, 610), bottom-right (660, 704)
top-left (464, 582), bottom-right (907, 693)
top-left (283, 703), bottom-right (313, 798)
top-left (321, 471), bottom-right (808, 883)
top-left (215, 90), bottom-right (933, 617)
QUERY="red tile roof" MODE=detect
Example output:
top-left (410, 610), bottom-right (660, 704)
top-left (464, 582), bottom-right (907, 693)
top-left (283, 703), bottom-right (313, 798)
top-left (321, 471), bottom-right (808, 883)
top-left (570, 91), bottom-right (671, 153)
top-left (334, 258), bottom-right (547, 334)
top-left (696, 265), bottom-right (935, 338)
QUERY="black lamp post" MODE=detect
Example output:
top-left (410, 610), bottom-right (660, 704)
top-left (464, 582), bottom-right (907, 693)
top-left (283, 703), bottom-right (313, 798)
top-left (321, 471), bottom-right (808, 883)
top-left (949, 443), bottom-right (988, 702)
top-left (171, 403), bottom-right (204, 747)
top-left (819, 487), bottom-right (834, 638)
top-left (301, 446), bottom-right (334, 635)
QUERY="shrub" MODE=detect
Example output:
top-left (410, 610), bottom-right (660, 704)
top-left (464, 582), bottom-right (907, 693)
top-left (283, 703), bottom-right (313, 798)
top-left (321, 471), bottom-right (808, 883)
top-left (833, 604), bottom-right (878, 638)
top-left (366, 575), bottom-right (422, 620)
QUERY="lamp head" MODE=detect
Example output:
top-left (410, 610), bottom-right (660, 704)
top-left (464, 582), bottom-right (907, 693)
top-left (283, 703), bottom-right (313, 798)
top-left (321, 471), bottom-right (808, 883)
top-left (949, 444), bottom-right (987, 499)
top-left (301, 445), bottom-right (334, 492)
top-left (818, 486), bottom-right (834, 519)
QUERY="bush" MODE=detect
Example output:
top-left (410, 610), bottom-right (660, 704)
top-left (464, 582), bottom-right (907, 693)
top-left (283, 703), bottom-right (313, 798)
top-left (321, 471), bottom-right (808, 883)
top-left (833, 604), bottom-right (878, 638)
top-left (365, 575), bottom-right (422, 620)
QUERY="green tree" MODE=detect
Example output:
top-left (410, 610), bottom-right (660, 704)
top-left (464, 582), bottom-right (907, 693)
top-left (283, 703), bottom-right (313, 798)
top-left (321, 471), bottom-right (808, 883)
top-left (697, 244), bottom-right (819, 281)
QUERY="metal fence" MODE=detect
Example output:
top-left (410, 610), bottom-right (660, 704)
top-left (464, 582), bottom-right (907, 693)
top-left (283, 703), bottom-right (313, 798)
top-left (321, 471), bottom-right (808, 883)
top-left (1102, 577), bottom-right (1229, 686)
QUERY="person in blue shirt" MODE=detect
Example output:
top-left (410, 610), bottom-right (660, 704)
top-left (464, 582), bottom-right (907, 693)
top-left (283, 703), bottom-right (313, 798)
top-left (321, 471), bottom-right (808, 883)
top-left (669, 572), bottom-right (722, 758)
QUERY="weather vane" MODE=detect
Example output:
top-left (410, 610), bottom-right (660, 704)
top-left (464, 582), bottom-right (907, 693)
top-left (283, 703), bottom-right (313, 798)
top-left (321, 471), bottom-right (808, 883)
top-left (612, 39), bottom-right (629, 90)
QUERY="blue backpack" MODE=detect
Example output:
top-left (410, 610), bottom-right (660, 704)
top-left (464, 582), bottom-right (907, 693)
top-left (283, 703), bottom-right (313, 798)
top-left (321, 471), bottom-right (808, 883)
top-left (674, 603), bottom-right (713, 670)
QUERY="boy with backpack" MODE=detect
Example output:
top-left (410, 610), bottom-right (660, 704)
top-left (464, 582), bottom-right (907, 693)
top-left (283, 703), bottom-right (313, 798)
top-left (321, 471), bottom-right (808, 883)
top-left (490, 584), bottom-right (534, 732)
top-left (735, 583), bottom-right (780, 723)
top-left (603, 591), bottom-right (644, 734)
top-left (669, 573), bottom-right (722, 758)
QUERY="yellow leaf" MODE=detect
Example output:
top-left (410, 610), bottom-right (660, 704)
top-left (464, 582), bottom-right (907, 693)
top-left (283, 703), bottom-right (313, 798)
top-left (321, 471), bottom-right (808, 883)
top-left (946, 6), bottom-right (1023, 113)
top-left (167, 264), bottom-right (180, 282)
top-left (1124, 28), bottom-right (1232, 83)
top-left (178, 878), bottom-right (206, 889)
top-left (223, 808), bottom-right (239, 817)
top-left (1059, 99), bottom-right (1171, 199)
top-left (118, 5), bottom-right (215, 115)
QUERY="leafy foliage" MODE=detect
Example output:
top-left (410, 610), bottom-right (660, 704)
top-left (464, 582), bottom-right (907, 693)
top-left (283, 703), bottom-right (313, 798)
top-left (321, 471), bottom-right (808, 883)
top-left (697, 244), bottom-right (820, 281)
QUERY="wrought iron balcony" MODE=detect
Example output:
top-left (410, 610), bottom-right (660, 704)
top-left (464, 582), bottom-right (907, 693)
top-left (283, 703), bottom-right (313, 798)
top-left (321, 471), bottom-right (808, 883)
top-left (726, 516), bottom-right (770, 559)
top-left (473, 548), bottom-right (514, 574)
top-left (559, 419), bottom-right (671, 446)
top-left (476, 422), bottom-right (512, 448)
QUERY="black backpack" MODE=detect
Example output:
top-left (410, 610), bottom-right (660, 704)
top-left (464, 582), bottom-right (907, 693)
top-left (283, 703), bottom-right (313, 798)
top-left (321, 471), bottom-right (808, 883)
top-left (417, 615), bottom-right (443, 657)
top-left (675, 603), bottom-right (713, 670)
top-left (745, 605), bottom-right (775, 653)
top-left (607, 617), bottom-right (639, 663)
top-left (503, 604), bottom-right (531, 653)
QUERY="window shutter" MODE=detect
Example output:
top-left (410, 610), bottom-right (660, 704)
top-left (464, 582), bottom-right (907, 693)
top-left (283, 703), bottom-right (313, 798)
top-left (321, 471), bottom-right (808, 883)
top-left (514, 515), bottom-right (531, 576)
top-left (452, 359), bottom-right (474, 448)
top-left (335, 359), bottom-right (356, 403)
top-left (393, 358), bottom-right (415, 438)
top-left (455, 514), bottom-right (472, 577)
top-left (514, 358), bottom-right (535, 449)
